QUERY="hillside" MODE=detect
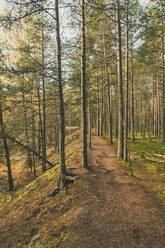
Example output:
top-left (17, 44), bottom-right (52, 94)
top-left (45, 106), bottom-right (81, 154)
top-left (0, 131), bottom-right (82, 248)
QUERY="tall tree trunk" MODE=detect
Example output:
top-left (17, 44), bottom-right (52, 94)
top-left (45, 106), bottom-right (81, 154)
top-left (53, 89), bottom-right (59, 153)
top-left (55, 0), bottom-right (66, 184)
top-left (41, 17), bottom-right (47, 172)
top-left (103, 31), bottom-right (113, 144)
top-left (116, 0), bottom-right (124, 159)
top-left (22, 81), bottom-right (32, 171)
top-left (103, 85), bottom-right (107, 134)
top-left (97, 78), bottom-right (100, 136)
top-left (135, 93), bottom-right (138, 136)
top-left (31, 96), bottom-right (36, 178)
top-left (148, 104), bottom-right (151, 142)
top-left (140, 86), bottom-right (143, 137)
top-left (80, 0), bottom-right (88, 168)
top-left (152, 76), bottom-right (155, 135)
top-left (88, 82), bottom-right (92, 148)
top-left (115, 84), bottom-right (118, 138)
top-left (124, 0), bottom-right (129, 162)
top-left (131, 34), bottom-right (134, 142)
top-left (157, 71), bottom-right (160, 139)
top-left (161, 15), bottom-right (165, 143)
top-left (36, 78), bottom-right (43, 161)
top-left (0, 103), bottom-right (14, 191)
top-left (100, 74), bottom-right (104, 136)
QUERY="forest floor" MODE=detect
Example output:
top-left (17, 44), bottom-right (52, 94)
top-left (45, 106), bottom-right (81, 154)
top-left (0, 134), bottom-right (165, 247)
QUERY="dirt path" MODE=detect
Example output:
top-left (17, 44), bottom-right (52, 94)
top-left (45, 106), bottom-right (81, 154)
top-left (64, 136), bottom-right (165, 248)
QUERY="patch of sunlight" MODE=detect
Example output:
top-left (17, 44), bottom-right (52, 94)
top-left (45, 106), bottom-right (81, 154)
top-left (0, 193), bottom-right (12, 212)
top-left (146, 164), bottom-right (158, 173)
top-left (12, 165), bottom-right (60, 206)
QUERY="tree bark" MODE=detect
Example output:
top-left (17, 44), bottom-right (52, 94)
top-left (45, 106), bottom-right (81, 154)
top-left (97, 77), bottom-right (100, 136)
top-left (115, 84), bottom-right (118, 138)
top-left (157, 71), bottom-right (160, 139)
top-left (55, 0), bottom-right (66, 184)
top-left (80, 0), bottom-right (88, 168)
top-left (131, 34), bottom-right (134, 142)
top-left (36, 77), bottom-right (43, 160)
top-left (116, 0), bottom-right (124, 159)
top-left (0, 103), bottom-right (14, 191)
top-left (41, 15), bottom-right (47, 172)
top-left (140, 85), bottom-right (143, 137)
top-left (100, 74), bottom-right (104, 136)
top-left (124, 0), bottom-right (129, 162)
top-left (152, 76), bottom-right (155, 135)
top-left (22, 80), bottom-right (32, 171)
top-left (103, 31), bottom-right (113, 144)
top-left (88, 82), bottom-right (92, 149)
top-left (31, 95), bottom-right (36, 178)
top-left (161, 15), bottom-right (165, 143)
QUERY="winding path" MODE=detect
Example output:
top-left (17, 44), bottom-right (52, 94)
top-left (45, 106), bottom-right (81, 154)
top-left (66, 136), bottom-right (165, 248)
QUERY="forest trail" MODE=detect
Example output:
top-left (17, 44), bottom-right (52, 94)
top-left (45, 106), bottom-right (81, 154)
top-left (64, 136), bottom-right (165, 248)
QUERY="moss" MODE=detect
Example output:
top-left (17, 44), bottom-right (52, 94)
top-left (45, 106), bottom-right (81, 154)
top-left (10, 165), bottom-right (61, 207)
top-left (39, 223), bottom-right (71, 248)
top-left (6, 195), bottom-right (11, 202)
top-left (0, 193), bottom-right (12, 212)
top-left (69, 151), bottom-right (81, 161)
top-left (129, 138), bottom-right (165, 155)
top-left (0, 197), bottom-right (5, 203)
top-left (50, 222), bottom-right (71, 246)
top-left (27, 234), bottom-right (47, 248)
top-left (159, 173), bottom-right (165, 179)
top-left (0, 206), bottom-right (4, 212)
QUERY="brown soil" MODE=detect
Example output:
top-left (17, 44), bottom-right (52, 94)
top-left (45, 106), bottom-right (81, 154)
top-left (0, 135), bottom-right (165, 248)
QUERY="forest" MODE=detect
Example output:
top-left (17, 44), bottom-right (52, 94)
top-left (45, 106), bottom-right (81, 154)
top-left (0, 0), bottom-right (165, 248)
